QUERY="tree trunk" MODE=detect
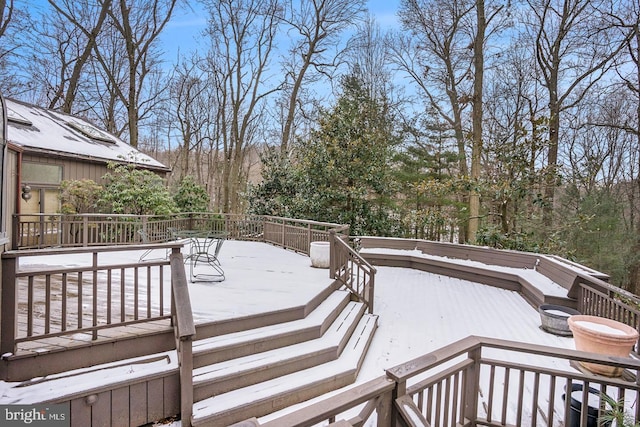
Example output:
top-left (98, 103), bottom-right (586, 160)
top-left (543, 92), bottom-right (560, 228)
top-left (468, 0), bottom-right (485, 243)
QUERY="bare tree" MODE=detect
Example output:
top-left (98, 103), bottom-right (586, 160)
top-left (483, 39), bottom-right (547, 234)
top-left (0, 0), bottom-right (13, 40)
top-left (347, 15), bottom-right (394, 103)
top-left (101, 0), bottom-right (178, 148)
top-left (524, 0), bottom-right (627, 227)
top-left (203, 0), bottom-right (282, 213)
top-left (0, 2), bottom-right (34, 96)
top-left (170, 56), bottom-right (219, 184)
top-left (394, 0), bottom-right (474, 179)
top-left (46, 0), bottom-right (112, 113)
top-left (87, 25), bottom-right (129, 136)
top-left (394, 0), bottom-right (504, 242)
top-left (279, 0), bottom-right (365, 153)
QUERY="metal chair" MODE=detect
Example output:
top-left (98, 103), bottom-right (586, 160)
top-left (138, 228), bottom-right (175, 262)
top-left (187, 232), bottom-right (225, 282)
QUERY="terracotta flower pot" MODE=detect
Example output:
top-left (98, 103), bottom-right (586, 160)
top-left (568, 315), bottom-right (639, 377)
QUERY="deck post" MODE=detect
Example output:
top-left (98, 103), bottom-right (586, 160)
top-left (463, 346), bottom-right (481, 426)
top-left (376, 388), bottom-right (394, 427)
top-left (11, 214), bottom-right (18, 250)
top-left (82, 215), bottom-right (89, 247)
top-left (170, 252), bottom-right (195, 426)
top-left (1, 255), bottom-right (17, 356)
top-left (329, 230), bottom-right (336, 280)
top-left (180, 338), bottom-right (194, 427)
top-left (368, 270), bottom-right (375, 314)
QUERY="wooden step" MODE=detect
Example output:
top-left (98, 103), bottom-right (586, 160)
top-left (192, 291), bottom-right (351, 368)
top-left (193, 301), bottom-right (366, 401)
top-left (191, 314), bottom-right (378, 427)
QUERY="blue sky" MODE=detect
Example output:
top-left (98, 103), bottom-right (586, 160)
top-left (25, 0), bottom-right (401, 68)
top-left (160, 0), bottom-right (402, 63)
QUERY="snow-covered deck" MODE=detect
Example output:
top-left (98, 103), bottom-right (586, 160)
top-left (5, 239), bottom-right (624, 427)
top-left (17, 239), bottom-right (334, 330)
top-left (359, 265), bottom-right (575, 380)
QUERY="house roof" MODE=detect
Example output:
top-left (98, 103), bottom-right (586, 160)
top-left (5, 98), bottom-right (169, 172)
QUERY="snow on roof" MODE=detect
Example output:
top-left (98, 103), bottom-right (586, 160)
top-left (5, 98), bottom-right (168, 171)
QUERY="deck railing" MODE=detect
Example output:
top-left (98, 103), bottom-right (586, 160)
top-left (330, 232), bottom-right (376, 313)
top-left (0, 243), bottom-right (182, 355)
top-left (575, 273), bottom-right (640, 351)
top-left (169, 252), bottom-right (195, 427)
top-left (6, 214), bottom-right (362, 345)
top-left (257, 336), bottom-right (640, 427)
top-left (12, 213), bottom-right (346, 253)
top-left (388, 335), bottom-right (640, 427)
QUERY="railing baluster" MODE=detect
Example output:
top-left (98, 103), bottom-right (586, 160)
top-left (45, 275), bottom-right (51, 334)
top-left (547, 375), bottom-right (556, 427)
top-left (530, 372), bottom-right (540, 427)
top-left (134, 267), bottom-right (139, 320)
top-left (444, 376), bottom-right (451, 427)
top-left (516, 370), bottom-right (525, 425)
top-left (452, 371), bottom-right (460, 426)
top-left (501, 367), bottom-right (510, 424)
top-left (580, 380), bottom-right (590, 427)
top-left (120, 268), bottom-right (125, 322)
top-left (159, 266), bottom-right (164, 317)
top-left (27, 276), bottom-right (34, 337)
top-left (435, 381), bottom-right (442, 426)
top-left (426, 387), bottom-right (433, 421)
top-left (107, 269), bottom-right (112, 324)
top-left (62, 273), bottom-right (67, 331)
top-left (147, 265), bottom-right (152, 318)
top-left (92, 252), bottom-right (98, 340)
top-left (77, 271), bottom-right (83, 329)
top-left (487, 365), bottom-right (495, 423)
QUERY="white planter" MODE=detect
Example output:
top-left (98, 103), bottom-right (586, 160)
top-left (310, 241), bottom-right (330, 268)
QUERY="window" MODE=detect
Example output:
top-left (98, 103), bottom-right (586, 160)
top-left (6, 106), bottom-right (32, 126)
top-left (22, 163), bottom-right (62, 185)
top-left (66, 121), bottom-right (114, 144)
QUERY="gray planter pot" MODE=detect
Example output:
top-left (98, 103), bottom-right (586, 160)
top-left (538, 304), bottom-right (581, 336)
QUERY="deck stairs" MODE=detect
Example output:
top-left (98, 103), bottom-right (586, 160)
top-left (5, 286), bottom-right (377, 426)
top-left (189, 288), bottom-right (378, 426)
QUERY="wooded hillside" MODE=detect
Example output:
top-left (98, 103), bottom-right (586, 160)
top-left (2, 0), bottom-right (640, 291)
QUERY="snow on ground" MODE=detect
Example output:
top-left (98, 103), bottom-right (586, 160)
top-left (359, 265), bottom-right (575, 379)
top-left (2, 241), bottom-right (587, 425)
top-left (260, 264), bottom-right (579, 425)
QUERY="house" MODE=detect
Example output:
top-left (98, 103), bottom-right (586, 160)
top-left (3, 96), bottom-right (170, 219)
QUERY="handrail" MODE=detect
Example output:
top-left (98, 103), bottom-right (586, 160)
top-left (170, 251), bottom-right (195, 427)
top-left (386, 335), bottom-right (640, 427)
top-left (252, 335), bottom-right (640, 426)
top-left (12, 213), bottom-right (349, 252)
top-left (1, 242), bottom-right (182, 354)
top-left (329, 231), bottom-right (376, 313)
top-left (258, 376), bottom-right (395, 427)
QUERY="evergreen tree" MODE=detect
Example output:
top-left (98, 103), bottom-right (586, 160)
top-left (59, 179), bottom-right (103, 214)
top-left (393, 116), bottom-right (461, 240)
top-left (173, 176), bottom-right (210, 213)
top-left (247, 147), bottom-right (303, 218)
top-left (295, 74), bottom-right (400, 235)
top-left (99, 163), bottom-right (177, 216)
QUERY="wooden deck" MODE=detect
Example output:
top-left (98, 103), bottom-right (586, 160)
top-left (5, 231), bottom-right (640, 427)
top-left (10, 240), bottom-right (334, 357)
